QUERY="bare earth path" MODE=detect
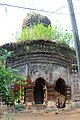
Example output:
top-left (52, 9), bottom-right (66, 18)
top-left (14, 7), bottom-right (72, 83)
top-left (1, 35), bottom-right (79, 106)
top-left (15, 109), bottom-right (80, 120)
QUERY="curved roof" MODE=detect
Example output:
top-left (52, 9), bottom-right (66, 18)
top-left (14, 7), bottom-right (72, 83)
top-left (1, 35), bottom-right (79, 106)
top-left (1, 40), bottom-right (76, 68)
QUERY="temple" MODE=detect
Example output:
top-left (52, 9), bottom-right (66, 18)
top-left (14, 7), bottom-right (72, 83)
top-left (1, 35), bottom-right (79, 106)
top-left (1, 40), bottom-right (80, 108)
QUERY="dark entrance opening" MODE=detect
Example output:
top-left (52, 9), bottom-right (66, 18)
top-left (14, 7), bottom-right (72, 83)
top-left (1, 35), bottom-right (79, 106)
top-left (33, 77), bottom-right (45, 104)
top-left (55, 78), bottom-right (66, 108)
top-left (55, 78), bottom-right (66, 95)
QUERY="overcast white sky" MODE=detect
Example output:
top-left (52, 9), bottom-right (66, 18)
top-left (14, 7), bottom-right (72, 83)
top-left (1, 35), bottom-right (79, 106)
top-left (0, 0), bottom-right (80, 45)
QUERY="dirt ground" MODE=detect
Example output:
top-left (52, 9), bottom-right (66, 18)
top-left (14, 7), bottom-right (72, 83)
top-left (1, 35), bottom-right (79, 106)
top-left (14, 109), bottom-right (80, 120)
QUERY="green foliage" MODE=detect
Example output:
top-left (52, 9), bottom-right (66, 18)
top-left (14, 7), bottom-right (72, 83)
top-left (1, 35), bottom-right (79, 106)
top-left (17, 23), bottom-right (53, 42)
top-left (16, 23), bottom-right (73, 46)
top-left (0, 49), bottom-right (14, 66)
top-left (0, 49), bottom-right (25, 106)
top-left (52, 25), bottom-right (73, 46)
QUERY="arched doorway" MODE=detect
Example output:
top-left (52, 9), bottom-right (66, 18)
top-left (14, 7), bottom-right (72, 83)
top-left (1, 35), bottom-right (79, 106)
top-left (33, 77), bottom-right (46, 104)
top-left (55, 78), bottom-right (66, 95)
top-left (55, 78), bottom-right (66, 108)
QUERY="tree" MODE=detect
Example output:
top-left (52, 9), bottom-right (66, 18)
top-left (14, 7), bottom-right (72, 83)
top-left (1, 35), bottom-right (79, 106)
top-left (0, 49), bottom-right (25, 106)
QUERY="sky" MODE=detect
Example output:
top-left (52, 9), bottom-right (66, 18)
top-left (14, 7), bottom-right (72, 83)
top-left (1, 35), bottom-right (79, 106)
top-left (0, 0), bottom-right (80, 46)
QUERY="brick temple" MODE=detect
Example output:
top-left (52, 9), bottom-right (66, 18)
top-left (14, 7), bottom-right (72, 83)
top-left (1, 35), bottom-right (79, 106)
top-left (1, 40), bottom-right (80, 108)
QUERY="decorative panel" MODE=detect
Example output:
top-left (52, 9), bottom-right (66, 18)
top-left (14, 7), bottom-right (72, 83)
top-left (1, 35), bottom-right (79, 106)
top-left (16, 65), bottom-right (27, 76)
top-left (53, 64), bottom-right (68, 82)
top-left (28, 63), bottom-right (52, 83)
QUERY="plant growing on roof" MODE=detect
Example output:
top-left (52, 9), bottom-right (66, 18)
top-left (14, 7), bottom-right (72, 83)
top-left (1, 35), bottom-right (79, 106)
top-left (15, 12), bottom-right (73, 47)
top-left (17, 23), bottom-right (53, 41)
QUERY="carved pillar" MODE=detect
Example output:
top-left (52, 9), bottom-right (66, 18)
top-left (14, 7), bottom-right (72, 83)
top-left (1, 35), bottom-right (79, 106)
top-left (26, 83), bottom-right (34, 102)
top-left (47, 85), bottom-right (55, 100)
